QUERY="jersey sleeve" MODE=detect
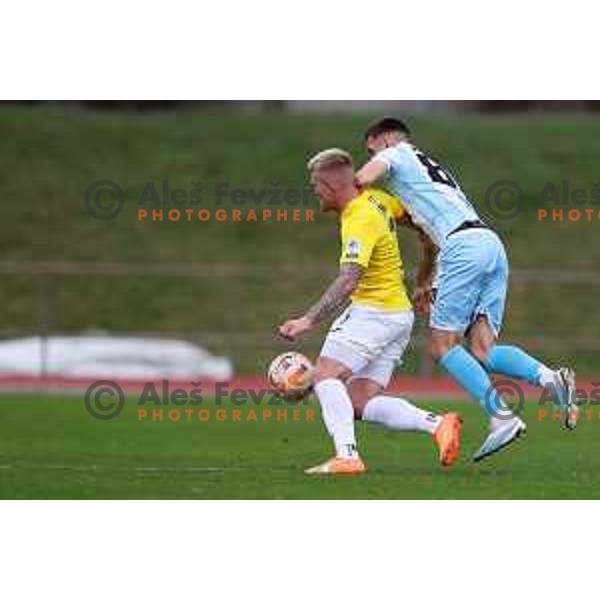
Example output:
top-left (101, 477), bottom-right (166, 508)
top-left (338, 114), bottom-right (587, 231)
top-left (373, 146), bottom-right (401, 172)
top-left (340, 210), bottom-right (382, 269)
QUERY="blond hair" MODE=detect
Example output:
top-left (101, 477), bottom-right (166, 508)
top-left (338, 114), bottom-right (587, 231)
top-left (307, 148), bottom-right (353, 172)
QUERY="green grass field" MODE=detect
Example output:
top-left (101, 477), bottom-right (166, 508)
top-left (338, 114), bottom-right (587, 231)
top-left (0, 393), bottom-right (594, 499)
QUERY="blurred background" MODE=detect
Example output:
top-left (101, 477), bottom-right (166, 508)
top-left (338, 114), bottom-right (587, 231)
top-left (1, 100), bottom-right (599, 383)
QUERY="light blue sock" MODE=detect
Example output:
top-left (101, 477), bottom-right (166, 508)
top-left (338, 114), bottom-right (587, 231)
top-left (484, 345), bottom-right (541, 386)
top-left (439, 345), bottom-right (505, 417)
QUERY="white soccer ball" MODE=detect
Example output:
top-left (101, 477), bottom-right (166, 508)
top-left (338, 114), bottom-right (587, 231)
top-left (267, 351), bottom-right (314, 400)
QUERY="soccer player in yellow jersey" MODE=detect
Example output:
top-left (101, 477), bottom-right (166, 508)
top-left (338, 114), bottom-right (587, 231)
top-left (279, 148), bottom-right (461, 475)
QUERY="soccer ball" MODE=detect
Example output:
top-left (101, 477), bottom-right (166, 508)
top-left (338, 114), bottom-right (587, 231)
top-left (267, 351), bottom-right (314, 400)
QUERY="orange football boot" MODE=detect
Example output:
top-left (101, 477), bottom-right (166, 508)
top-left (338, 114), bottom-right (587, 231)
top-left (432, 412), bottom-right (462, 467)
top-left (305, 456), bottom-right (366, 475)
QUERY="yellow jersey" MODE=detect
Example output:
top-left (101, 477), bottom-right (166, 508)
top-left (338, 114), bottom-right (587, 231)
top-left (339, 188), bottom-right (411, 311)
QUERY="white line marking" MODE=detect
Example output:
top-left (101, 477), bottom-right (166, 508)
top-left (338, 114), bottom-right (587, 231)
top-left (0, 464), bottom-right (291, 473)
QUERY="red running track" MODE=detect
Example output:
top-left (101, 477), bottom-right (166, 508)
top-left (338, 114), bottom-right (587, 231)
top-left (0, 374), bottom-right (597, 399)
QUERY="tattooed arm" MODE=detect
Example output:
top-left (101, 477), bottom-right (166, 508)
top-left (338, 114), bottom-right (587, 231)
top-left (278, 263), bottom-right (364, 341)
top-left (305, 263), bottom-right (363, 325)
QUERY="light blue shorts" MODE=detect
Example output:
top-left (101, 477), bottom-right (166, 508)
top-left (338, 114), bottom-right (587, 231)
top-left (431, 229), bottom-right (508, 335)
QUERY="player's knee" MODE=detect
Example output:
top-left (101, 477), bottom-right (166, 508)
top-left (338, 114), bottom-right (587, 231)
top-left (312, 357), bottom-right (352, 385)
top-left (466, 316), bottom-right (496, 364)
top-left (429, 333), bottom-right (461, 360)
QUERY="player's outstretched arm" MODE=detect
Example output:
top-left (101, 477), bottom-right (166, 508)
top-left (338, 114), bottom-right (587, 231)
top-left (355, 159), bottom-right (387, 188)
top-left (278, 263), bottom-right (364, 341)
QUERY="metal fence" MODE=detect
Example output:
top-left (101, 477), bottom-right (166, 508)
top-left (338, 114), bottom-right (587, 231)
top-left (0, 261), bottom-right (598, 377)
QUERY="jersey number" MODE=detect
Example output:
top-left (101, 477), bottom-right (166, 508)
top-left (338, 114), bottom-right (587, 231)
top-left (415, 150), bottom-right (457, 189)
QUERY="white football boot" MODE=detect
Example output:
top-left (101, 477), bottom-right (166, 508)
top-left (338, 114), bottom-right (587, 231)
top-left (555, 367), bottom-right (578, 430)
top-left (473, 415), bottom-right (527, 463)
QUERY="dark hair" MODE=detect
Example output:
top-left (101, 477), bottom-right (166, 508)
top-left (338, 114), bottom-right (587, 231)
top-left (364, 117), bottom-right (411, 140)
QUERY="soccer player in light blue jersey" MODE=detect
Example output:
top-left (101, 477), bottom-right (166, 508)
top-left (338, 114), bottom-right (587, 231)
top-left (356, 117), bottom-right (578, 462)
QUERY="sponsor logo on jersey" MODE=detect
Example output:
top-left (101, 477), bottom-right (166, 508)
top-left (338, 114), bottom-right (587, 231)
top-left (345, 239), bottom-right (361, 259)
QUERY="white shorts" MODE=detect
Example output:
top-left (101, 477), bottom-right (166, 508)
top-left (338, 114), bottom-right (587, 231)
top-left (320, 304), bottom-right (414, 387)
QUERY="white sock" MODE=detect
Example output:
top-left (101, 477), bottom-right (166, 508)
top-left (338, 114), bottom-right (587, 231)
top-left (537, 365), bottom-right (558, 388)
top-left (362, 395), bottom-right (441, 434)
top-left (314, 379), bottom-right (358, 459)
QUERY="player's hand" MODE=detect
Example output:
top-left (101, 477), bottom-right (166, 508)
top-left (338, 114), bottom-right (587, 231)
top-left (413, 285), bottom-right (433, 314)
top-left (278, 316), bottom-right (313, 341)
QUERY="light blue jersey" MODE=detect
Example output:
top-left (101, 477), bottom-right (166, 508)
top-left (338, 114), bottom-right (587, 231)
top-left (375, 141), bottom-right (508, 334)
top-left (375, 142), bottom-right (480, 248)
